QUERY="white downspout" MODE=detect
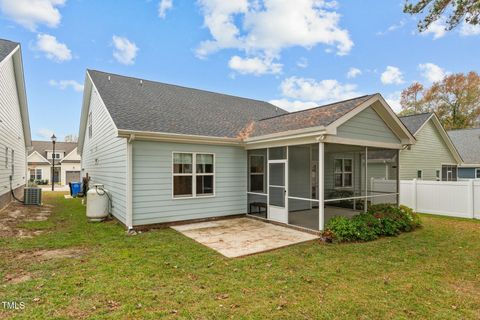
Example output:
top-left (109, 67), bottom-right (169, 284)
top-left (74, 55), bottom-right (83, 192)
top-left (126, 134), bottom-right (135, 231)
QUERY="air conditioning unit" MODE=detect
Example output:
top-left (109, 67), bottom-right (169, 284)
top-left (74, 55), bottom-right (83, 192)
top-left (24, 187), bottom-right (42, 205)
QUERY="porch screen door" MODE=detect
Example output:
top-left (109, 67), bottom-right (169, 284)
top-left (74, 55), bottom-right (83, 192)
top-left (268, 161), bottom-right (288, 223)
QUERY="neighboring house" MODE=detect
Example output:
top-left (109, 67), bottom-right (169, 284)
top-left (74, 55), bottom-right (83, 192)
top-left (27, 141), bottom-right (81, 185)
top-left (398, 113), bottom-right (462, 181)
top-left (78, 70), bottom-right (415, 231)
top-left (0, 39), bottom-right (31, 209)
top-left (448, 128), bottom-right (480, 179)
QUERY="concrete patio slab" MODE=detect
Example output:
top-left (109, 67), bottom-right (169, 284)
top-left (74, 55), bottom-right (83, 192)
top-left (171, 217), bottom-right (318, 258)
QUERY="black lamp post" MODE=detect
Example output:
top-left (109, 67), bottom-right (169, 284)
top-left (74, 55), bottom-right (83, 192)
top-left (51, 134), bottom-right (56, 191)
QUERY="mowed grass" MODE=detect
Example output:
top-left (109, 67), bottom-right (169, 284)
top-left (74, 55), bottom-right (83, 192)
top-left (1, 193), bottom-right (480, 319)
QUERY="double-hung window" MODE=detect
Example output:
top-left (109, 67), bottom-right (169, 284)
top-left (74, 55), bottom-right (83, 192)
top-left (334, 158), bottom-right (353, 188)
top-left (249, 155), bottom-right (265, 193)
top-left (29, 169), bottom-right (42, 180)
top-left (173, 152), bottom-right (214, 198)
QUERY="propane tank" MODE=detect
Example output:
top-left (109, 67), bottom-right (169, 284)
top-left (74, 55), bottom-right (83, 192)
top-left (86, 184), bottom-right (109, 221)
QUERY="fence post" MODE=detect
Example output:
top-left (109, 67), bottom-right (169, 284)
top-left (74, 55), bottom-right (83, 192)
top-left (468, 179), bottom-right (474, 219)
top-left (412, 179), bottom-right (417, 212)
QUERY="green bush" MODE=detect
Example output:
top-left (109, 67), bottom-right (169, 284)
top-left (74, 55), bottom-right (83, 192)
top-left (324, 204), bottom-right (421, 243)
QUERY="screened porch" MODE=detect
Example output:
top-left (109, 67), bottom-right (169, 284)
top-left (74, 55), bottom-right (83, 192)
top-left (246, 143), bottom-right (399, 231)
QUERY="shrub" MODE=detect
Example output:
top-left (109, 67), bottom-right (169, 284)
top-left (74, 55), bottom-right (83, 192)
top-left (325, 216), bottom-right (359, 242)
top-left (323, 204), bottom-right (421, 243)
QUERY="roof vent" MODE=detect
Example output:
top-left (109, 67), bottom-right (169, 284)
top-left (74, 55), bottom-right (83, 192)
top-left (140, 79), bottom-right (143, 86)
top-left (108, 75), bottom-right (111, 81)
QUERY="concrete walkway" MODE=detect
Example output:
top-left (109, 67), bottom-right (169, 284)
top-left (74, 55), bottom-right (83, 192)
top-left (171, 217), bottom-right (318, 258)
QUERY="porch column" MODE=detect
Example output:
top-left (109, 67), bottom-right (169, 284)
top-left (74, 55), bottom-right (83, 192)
top-left (318, 142), bottom-right (325, 231)
top-left (364, 146), bottom-right (368, 213)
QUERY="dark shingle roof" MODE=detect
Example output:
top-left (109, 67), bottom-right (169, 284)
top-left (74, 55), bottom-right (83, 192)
top-left (448, 128), bottom-right (480, 164)
top-left (247, 95), bottom-right (375, 137)
top-left (88, 70), bottom-right (288, 138)
top-left (29, 141), bottom-right (78, 164)
top-left (399, 113), bottom-right (432, 135)
top-left (0, 39), bottom-right (18, 62)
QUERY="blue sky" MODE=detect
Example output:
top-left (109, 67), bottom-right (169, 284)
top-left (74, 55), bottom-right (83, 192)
top-left (0, 0), bottom-right (479, 141)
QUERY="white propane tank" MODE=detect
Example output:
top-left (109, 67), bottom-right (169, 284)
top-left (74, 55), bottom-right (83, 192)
top-left (86, 184), bottom-right (109, 221)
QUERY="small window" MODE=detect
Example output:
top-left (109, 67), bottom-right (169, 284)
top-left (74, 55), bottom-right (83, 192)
top-left (476, 169), bottom-right (480, 179)
top-left (334, 158), bottom-right (353, 188)
top-left (88, 111), bottom-right (93, 139)
top-left (249, 155), bottom-right (265, 193)
top-left (29, 169), bottom-right (42, 180)
top-left (417, 170), bottom-right (423, 179)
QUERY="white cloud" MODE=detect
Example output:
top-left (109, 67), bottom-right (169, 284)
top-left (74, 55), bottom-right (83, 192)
top-left (346, 67), bottom-right (361, 79)
top-left (158, 0), bottom-right (172, 18)
top-left (385, 91), bottom-right (402, 113)
top-left (35, 33), bottom-right (71, 62)
top-left (269, 98), bottom-right (318, 112)
top-left (49, 79), bottom-right (83, 92)
top-left (228, 55), bottom-right (282, 75)
top-left (418, 63), bottom-right (446, 83)
top-left (0, 0), bottom-right (65, 31)
top-left (280, 76), bottom-right (360, 103)
top-left (196, 0), bottom-right (352, 74)
top-left (381, 66), bottom-right (404, 85)
top-left (296, 57), bottom-right (308, 68)
top-left (422, 19), bottom-right (446, 39)
top-left (112, 35), bottom-right (138, 65)
top-left (36, 128), bottom-right (54, 139)
top-left (459, 22), bottom-right (480, 36)
top-left (377, 20), bottom-right (406, 36)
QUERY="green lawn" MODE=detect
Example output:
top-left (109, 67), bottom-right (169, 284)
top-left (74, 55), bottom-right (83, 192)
top-left (1, 193), bottom-right (479, 319)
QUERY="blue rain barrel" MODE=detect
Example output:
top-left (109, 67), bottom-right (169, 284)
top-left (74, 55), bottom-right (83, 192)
top-left (71, 182), bottom-right (82, 197)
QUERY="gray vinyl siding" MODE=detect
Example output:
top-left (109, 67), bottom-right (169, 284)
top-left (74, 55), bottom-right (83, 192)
top-left (337, 107), bottom-right (401, 144)
top-left (0, 55), bottom-right (27, 198)
top-left (132, 141), bottom-right (247, 226)
top-left (399, 120), bottom-right (457, 180)
top-left (80, 88), bottom-right (127, 223)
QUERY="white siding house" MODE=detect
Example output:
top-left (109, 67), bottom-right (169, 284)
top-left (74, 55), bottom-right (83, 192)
top-left (0, 39), bottom-right (31, 210)
top-left (78, 70), bottom-right (415, 231)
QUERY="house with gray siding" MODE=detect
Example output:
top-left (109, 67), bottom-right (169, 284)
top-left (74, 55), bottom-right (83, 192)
top-left (0, 39), bottom-right (31, 210)
top-left (78, 70), bottom-right (415, 232)
top-left (448, 128), bottom-right (480, 179)
top-left (397, 113), bottom-right (462, 181)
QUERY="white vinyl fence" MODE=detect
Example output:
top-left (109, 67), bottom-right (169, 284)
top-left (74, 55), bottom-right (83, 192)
top-left (372, 179), bottom-right (480, 219)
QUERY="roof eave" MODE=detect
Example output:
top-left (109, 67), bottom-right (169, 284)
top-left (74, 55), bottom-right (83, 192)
top-left (117, 129), bottom-right (243, 146)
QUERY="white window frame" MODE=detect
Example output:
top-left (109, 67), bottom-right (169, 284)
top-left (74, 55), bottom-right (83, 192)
top-left (334, 158), bottom-right (353, 188)
top-left (249, 154), bottom-right (266, 194)
top-left (172, 152), bottom-right (215, 199)
top-left (30, 168), bottom-right (42, 180)
top-left (417, 170), bottom-right (423, 180)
